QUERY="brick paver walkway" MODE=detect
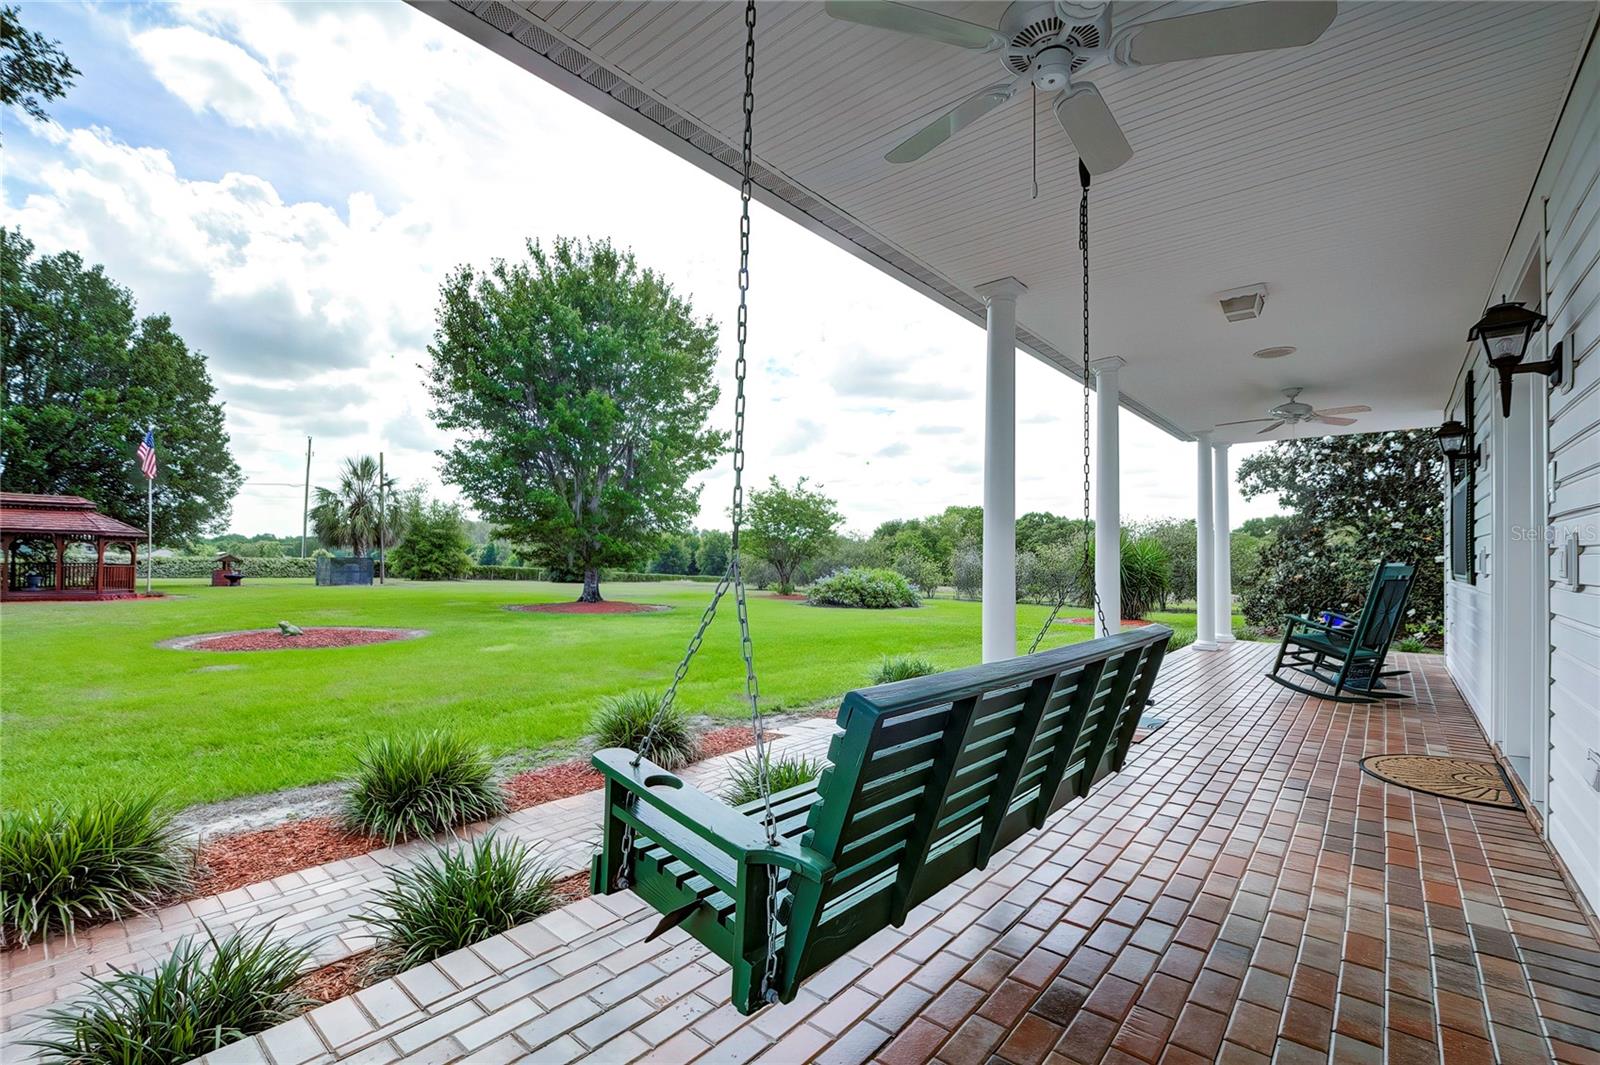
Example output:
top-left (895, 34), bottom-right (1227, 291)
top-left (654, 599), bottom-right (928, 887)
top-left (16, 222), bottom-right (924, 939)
top-left (0, 718), bottom-right (838, 1055)
top-left (185, 642), bottom-right (1600, 1064)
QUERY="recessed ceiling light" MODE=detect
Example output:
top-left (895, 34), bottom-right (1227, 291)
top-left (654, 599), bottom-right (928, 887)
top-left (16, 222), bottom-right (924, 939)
top-left (1252, 346), bottom-right (1296, 359)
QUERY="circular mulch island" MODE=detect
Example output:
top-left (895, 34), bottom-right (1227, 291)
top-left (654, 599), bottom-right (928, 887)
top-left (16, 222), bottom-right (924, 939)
top-left (159, 627), bottom-right (428, 652)
top-left (1064, 617), bottom-right (1154, 627)
top-left (505, 602), bottom-right (670, 615)
top-left (1359, 754), bottom-right (1522, 809)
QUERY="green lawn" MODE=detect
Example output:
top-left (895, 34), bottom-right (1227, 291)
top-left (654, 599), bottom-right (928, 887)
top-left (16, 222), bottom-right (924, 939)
top-left (1, 579), bottom-right (1242, 809)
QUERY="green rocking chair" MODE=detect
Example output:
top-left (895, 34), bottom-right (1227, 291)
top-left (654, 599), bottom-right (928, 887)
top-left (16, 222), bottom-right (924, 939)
top-left (1268, 560), bottom-right (1416, 703)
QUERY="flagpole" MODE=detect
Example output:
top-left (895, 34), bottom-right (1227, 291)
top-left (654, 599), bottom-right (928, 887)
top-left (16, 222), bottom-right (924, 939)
top-left (145, 455), bottom-right (153, 594)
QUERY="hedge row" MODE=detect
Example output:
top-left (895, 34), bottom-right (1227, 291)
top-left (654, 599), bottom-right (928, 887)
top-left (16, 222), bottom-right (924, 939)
top-left (465, 566), bottom-right (721, 583)
top-left (151, 557), bottom-right (318, 578)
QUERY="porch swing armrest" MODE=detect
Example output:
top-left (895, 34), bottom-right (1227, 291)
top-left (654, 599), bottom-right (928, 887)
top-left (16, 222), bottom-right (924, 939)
top-left (592, 749), bottom-right (833, 884)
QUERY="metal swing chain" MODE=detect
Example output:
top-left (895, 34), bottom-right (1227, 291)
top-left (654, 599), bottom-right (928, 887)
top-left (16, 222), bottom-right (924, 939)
top-left (1030, 161), bottom-right (1108, 652)
top-left (618, 0), bottom-right (783, 1005)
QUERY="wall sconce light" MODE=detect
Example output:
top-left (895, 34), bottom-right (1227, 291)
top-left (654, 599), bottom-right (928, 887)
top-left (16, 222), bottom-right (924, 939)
top-left (1435, 419), bottom-right (1477, 484)
top-left (1469, 300), bottom-right (1563, 416)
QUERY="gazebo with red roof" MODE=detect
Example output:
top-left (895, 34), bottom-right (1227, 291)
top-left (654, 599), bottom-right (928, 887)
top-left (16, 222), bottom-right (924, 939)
top-left (0, 493), bottom-right (149, 599)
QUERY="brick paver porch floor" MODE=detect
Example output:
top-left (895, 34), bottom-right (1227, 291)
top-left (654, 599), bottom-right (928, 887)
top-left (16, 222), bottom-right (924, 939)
top-left (200, 641), bottom-right (1600, 1064)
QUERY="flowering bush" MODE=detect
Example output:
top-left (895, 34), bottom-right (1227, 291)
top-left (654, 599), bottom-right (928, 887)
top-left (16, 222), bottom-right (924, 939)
top-left (806, 568), bottom-right (920, 609)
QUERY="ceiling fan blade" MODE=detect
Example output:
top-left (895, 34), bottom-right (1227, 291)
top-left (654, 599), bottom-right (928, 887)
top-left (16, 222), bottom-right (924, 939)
top-left (1312, 414), bottom-right (1357, 426)
top-left (1053, 82), bottom-right (1133, 175)
top-left (1312, 405), bottom-right (1371, 416)
top-left (824, 1), bottom-right (1000, 50)
top-left (1115, 2), bottom-right (1337, 66)
top-left (1255, 420), bottom-right (1286, 435)
top-left (886, 81), bottom-right (1018, 163)
top-left (1215, 417), bottom-right (1276, 427)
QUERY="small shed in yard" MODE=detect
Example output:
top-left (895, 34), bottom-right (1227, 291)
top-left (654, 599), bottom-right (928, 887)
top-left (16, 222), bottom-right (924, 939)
top-left (0, 493), bottom-right (148, 600)
top-left (316, 555), bottom-right (373, 586)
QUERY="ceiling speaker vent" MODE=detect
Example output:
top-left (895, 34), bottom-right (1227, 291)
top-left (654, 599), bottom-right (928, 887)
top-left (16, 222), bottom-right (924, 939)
top-left (1252, 346), bottom-right (1296, 359)
top-left (1217, 284), bottom-right (1269, 323)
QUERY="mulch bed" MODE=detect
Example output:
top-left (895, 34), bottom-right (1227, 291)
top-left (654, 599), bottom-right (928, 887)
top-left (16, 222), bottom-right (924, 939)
top-left (553, 871), bottom-right (590, 904)
top-left (771, 593), bottom-right (808, 601)
top-left (502, 726), bottom-right (766, 812)
top-left (298, 950), bottom-right (374, 1004)
top-left (506, 601), bottom-right (668, 615)
top-left (193, 818), bottom-right (383, 897)
top-left (182, 724), bottom-right (772, 906)
top-left (697, 725), bottom-right (766, 759)
top-left (165, 627), bottom-right (426, 652)
top-left (504, 760), bottom-right (604, 812)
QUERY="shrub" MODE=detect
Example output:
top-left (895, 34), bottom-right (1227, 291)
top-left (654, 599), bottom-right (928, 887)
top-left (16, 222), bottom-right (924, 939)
top-left (807, 568), bottom-right (920, 609)
top-left (1395, 636), bottom-right (1426, 653)
top-left (592, 690), bottom-right (697, 770)
top-left (343, 732), bottom-right (506, 844)
top-left (1070, 533), bottom-right (1174, 619)
top-left (951, 544), bottom-right (982, 600)
top-left (1017, 543), bottom-right (1078, 604)
top-left (1, 794), bottom-right (190, 947)
top-left (1166, 629), bottom-right (1196, 651)
top-left (389, 500), bottom-right (475, 580)
top-left (870, 655), bottom-right (937, 685)
top-left (723, 755), bottom-right (825, 807)
top-left (363, 836), bottom-right (560, 979)
top-left (893, 553), bottom-right (943, 598)
top-left (25, 925), bottom-right (311, 1063)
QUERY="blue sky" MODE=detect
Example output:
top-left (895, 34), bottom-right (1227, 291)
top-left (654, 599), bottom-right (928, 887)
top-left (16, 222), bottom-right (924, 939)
top-left (3, 0), bottom-right (1276, 536)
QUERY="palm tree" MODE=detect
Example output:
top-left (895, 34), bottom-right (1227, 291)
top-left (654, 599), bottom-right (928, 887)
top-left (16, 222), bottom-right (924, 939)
top-left (310, 456), bottom-right (401, 556)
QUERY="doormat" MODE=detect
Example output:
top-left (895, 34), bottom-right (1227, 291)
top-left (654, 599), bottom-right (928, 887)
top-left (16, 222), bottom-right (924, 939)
top-left (1359, 754), bottom-right (1522, 809)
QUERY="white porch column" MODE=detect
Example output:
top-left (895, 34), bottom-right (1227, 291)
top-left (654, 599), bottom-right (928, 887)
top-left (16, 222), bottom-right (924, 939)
top-left (1213, 443), bottom-right (1235, 642)
top-left (1091, 357), bottom-right (1124, 638)
top-left (1194, 431), bottom-right (1219, 651)
top-left (978, 277), bottom-right (1026, 663)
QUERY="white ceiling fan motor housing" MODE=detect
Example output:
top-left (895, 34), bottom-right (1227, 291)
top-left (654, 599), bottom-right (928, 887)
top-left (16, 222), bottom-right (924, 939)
top-left (1000, 1), bottom-right (1112, 84)
top-left (1269, 389), bottom-right (1315, 421)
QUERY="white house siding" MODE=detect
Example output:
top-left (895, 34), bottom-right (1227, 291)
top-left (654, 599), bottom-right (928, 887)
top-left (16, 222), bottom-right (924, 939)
top-left (1462, 30), bottom-right (1600, 913)
top-left (1542, 45), bottom-right (1600, 912)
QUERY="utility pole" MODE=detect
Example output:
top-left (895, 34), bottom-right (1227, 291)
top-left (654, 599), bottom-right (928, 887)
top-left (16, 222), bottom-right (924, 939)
top-left (378, 450), bottom-right (386, 585)
top-left (301, 437), bottom-right (312, 558)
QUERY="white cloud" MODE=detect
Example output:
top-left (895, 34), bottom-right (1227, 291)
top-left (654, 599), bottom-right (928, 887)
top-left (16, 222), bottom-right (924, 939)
top-left (133, 26), bottom-right (294, 130)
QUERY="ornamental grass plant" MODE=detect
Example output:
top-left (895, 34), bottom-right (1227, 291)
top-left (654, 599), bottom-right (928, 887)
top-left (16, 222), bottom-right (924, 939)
top-left (343, 731), bottom-right (506, 845)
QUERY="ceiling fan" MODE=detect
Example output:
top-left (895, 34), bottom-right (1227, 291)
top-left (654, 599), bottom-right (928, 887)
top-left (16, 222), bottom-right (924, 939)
top-left (824, 0), bottom-right (1337, 174)
top-left (1217, 388), bottom-right (1370, 434)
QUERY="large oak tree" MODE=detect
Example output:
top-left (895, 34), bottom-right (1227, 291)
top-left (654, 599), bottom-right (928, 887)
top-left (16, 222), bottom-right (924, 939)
top-left (1, 229), bottom-right (241, 543)
top-left (425, 238), bottom-right (724, 602)
top-left (1237, 429), bottom-right (1444, 632)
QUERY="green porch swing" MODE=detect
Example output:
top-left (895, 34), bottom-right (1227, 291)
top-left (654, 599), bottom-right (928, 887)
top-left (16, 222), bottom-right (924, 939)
top-left (588, 0), bottom-right (1171, 1014)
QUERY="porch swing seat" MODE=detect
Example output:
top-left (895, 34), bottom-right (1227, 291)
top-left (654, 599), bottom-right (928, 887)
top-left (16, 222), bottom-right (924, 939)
top-left (591, 625), bottom-right (1171, 1013)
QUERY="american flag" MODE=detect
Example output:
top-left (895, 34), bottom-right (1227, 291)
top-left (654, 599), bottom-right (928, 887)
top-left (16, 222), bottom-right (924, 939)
top-left (137, 427), bottom-right (158, 480)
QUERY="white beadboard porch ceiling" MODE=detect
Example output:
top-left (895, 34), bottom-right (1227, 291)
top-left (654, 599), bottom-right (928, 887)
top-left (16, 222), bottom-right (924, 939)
top-left (421, 0), bottom-right (1596, 443)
